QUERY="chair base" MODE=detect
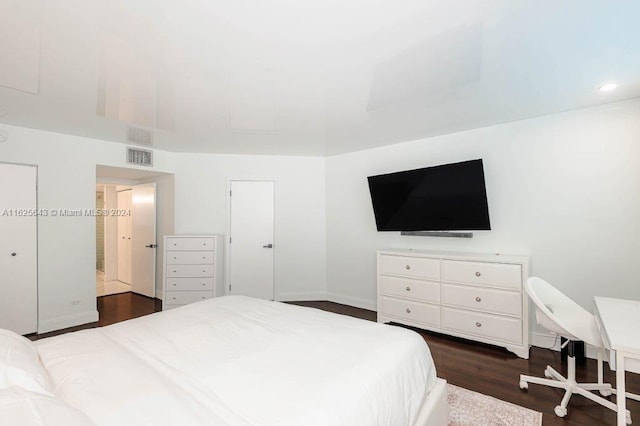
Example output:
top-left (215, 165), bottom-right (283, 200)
top-left (612, 389), bottom-right (640, 403)
top-left (520, 358), bottom-right (631, 424)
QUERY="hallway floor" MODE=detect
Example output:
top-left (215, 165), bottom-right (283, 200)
top-left (96, 270), bottom-right (131, 297)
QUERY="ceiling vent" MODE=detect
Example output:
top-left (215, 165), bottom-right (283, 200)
top-left (126, 147), bottom-right (153, 167)
top-left (127, 127), bottom-right (153, 146)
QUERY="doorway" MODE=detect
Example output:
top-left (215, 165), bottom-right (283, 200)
top-left (96, 166), bottom-right (174, 303)
top-left (96, 185), bottom-right (132, 296)
top-left (227, 180), bottom-right (275, 300)
top-left (98, 183), bottom-right (157, 297)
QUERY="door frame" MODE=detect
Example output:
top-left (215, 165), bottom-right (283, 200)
top-left (225, 177), bottom-right (276, 298)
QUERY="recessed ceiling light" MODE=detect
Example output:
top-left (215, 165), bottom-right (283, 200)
top-left (598, 82), bottom-right (618, 93)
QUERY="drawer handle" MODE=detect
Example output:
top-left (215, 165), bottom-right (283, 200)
top-left (406, 308), bottom-right (411, 314)
top-left (173, 270), bottom-right (177, 273)
top-left (475, 272), bottom-right (481, 277)
top-left (202, 270), bottom-right (206, 272)
top-left (406, 286), bottom-right (411, 292)
top-left (172, 284), bottom-right (176, 287)
top-left (172, 297), bottom-right (176, 300)
top-left (476, 322), bottom-right (482, 328)
top-left (405, 265), bottom-right (411, 270)
top-left (173, 257), bottom-right (177, 260)
top-left (475, 296), bottom-right (482, 302)
top-left (202, 283), bottom-right (206, 286)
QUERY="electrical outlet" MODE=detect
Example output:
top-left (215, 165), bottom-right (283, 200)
top-left (71, 299), bottom-right (81, 305)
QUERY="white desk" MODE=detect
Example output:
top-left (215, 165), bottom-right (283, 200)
top-left (594, 297), bottom-right (640, 426)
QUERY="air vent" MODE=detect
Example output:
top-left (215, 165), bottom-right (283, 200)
top-left (127, 127), bottom-right (153, 146)
top-left (126, 147), bottom-right (153, 167)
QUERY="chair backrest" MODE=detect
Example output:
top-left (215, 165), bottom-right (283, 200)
top-left (526, 277), bottom-right (603, 348)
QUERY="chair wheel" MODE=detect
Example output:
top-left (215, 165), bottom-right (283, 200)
top-left (554, 406), bottom-right (567, 417)
top-left (519, 380), bottom-right (528, 390)
top-left (600, 389), bottom-right (612, 397)
top-left (626, 411), bottom-right (632, 425)
top-left (544, 368), bottom-right (553, 379)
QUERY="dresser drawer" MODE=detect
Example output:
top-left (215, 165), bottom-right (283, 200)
top-left (379, 255), bottom-right (440, 280)
top-left (380, 276), bottom-right (440, 304)
top-left (441, 260), bottom-right (522, 290)
top-left (442, 307), bottom-right (522, 344)
top-left (379, 296), bottom-right (440, 327)
top-left (166, 251), bottom-right (214, 265)
top-left (166, 277), bottom-right (214, 291)
top-left (164, 291), bottom-right (212, 305)
top-left (166, 237), bottom-right (215, 251)
top-left (167, 264), bottom-right (214, 277)
top-left (442, 284), bottom-right (522, 317)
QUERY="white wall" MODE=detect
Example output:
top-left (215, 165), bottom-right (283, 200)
top-left (326, 99), bottom-right (640, 318)
top-left (0, 125), bottom-right (327, 332)
top-left (0, 125), bottom-right (175, 332)
top-left (3, 97), bottom-right (638, 336)
top-left (173, 153), bottom-right (327, 301)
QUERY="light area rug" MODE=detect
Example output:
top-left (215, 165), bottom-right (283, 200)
top-left (448, 384), bottom-right (542, 426)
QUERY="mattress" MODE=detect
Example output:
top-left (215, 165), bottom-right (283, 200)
top-left (35, 296), bottom-right (437, 425)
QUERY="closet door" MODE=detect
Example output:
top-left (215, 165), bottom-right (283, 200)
top-left (0, 163), bottom-right (37, 334)
top-left (117, 190), bottom-right (132, 284)
top-left (228, 180), bottom-right (275, 300)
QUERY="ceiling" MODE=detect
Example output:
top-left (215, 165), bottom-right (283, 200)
top-left (0, 0), bottom-right (639, 156)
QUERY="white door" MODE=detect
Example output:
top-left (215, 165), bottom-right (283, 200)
top-left (131, 183), bottom-right (156, 298)
top-left (117, 190), bottom-right (132, 284)
top-left (229, 180), bottom-right (274, 300)
top-left (0, 163), bottom-right (37, 334)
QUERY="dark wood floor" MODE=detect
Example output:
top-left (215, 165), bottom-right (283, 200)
top-left (96, 292), bottom-right (163, 327)
top-left (290, 301), bottom-right (639, 426)
top-left (28, 292), bottom-right (162, 340)
top-left (30, 296), bottom-right (638, 425)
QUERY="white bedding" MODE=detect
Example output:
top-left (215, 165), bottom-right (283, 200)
top-left (35, 296), bottom-right (437, 425)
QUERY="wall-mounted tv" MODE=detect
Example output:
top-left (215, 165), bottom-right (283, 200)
top-left (367, 159), bottom-right (491, 232)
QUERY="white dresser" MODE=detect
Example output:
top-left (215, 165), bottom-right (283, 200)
top-left (377, 249), bottom-right (530, 358)
top-left (163, 235), bottom-right (222, 310)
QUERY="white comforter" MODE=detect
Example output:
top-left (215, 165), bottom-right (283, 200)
top-left (35, 296), bottom-right (436, 426)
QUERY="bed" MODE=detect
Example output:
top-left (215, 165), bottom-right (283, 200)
top-left (1, 296), bottom-right (447, 425)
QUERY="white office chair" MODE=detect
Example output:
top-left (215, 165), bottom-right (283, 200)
top-left (519, 277), bottom-right (631, 424)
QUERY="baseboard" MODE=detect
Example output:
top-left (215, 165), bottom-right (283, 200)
top-left (38, 310), bottom-right (99, 334)
top-left (276, 291), bottom-right (327, 302)
top-left (326, 292), bottom-right (376, 311)
top-left (530, 331), bottom-right (601, 360)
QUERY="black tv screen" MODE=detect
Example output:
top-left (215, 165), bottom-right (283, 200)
top-left (367, 159), bottom-right (491, 231)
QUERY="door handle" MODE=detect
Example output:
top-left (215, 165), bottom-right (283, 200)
top-left (262, 244), bottom-right (273, 248)
top-left (145, 244), bottom-right (158, 248)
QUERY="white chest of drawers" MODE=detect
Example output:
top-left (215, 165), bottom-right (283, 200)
top-left (163, 235), bottom-right (222, 310)
top-left (377, 249), bottom-right (530, 359)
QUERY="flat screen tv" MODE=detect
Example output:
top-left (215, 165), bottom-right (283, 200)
top-left (367, 159), bottom-right (491, 231)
